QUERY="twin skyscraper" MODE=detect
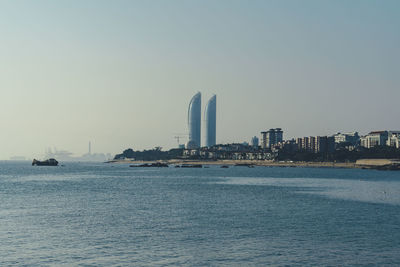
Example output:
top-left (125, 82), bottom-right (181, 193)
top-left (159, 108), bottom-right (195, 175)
top-left (186, 92), bottom-right (216, 149)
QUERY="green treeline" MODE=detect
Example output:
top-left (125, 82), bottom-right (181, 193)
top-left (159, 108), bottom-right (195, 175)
top-left (114, 147), bottom-right (183, 161)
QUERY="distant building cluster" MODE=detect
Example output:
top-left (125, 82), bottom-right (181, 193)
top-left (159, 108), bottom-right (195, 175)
top-left (268, 130), bottom-right (400, 154)
top-left (264, 130), bottom-right (400, 154)
top-left (183, 143), bottom-right (275, 161)
top-left (182, 126), bottom-right (400, 160)
top-left (360, 131), bottom-right (400, 149)
top-left (181, 93), bottom-right (400, 161)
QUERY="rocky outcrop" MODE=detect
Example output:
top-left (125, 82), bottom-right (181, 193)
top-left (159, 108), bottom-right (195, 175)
top-left (356, 159), bottom-right (400, 170)
top-left (32, 158), bottom-right (59, 166)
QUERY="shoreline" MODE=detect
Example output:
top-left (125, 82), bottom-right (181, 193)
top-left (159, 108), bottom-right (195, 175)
top-left (106, 159), bottom-right (359, 169)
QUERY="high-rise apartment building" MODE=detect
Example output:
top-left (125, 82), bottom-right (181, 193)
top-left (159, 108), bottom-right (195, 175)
top-left (296, 136), bottom-right (334, 153)
top-left (261, 128), bottom-right (283, 149)
top-left (315, 136), bottom-right (335, 153)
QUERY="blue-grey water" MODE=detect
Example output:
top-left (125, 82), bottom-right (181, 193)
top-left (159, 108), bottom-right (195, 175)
top-left (1, 161), bottom-right (400, 266)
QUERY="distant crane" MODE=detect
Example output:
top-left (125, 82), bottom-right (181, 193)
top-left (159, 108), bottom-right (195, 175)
top-left (173, 134), bottom-right (188, 147)
top-left (174, 136), bottom-right (181, 145)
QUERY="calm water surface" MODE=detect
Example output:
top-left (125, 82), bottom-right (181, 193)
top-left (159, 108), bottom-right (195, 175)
top-left (1, 161), bottom-right (400, 266)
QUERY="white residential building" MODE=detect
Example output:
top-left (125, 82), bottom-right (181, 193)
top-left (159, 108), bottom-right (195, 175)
top-left (360, 131), bottom-right (389, 148)
top-left (387, 131), bottom-right (400, 148)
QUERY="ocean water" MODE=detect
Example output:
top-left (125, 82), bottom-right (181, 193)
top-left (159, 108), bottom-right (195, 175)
top-left (1, 161), bottom-right (400, 266)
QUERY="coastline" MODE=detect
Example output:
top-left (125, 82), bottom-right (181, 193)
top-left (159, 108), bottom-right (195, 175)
top-left (106, 159), bottom-right (359, 169)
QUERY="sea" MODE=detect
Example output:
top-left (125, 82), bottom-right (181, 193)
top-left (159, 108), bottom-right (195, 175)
top-left (1, 161), bottom-right (400, 266)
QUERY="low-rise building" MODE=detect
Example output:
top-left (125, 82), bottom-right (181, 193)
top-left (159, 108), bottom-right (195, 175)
top-left (183, 149), bottom-right (200, 158)
top-left (274, 139), bottom-right (297, 152)
top-left (360, 131), bottom-right (389, 148)
top-left (333, 132), bottom-right (360, 146)
top-left (387, 131), bottom-right (400, 148)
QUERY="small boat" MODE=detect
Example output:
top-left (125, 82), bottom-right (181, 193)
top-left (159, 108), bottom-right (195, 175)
top-left (221, 165), bottom-right (229, 168)
top-left (32, 158), bottom-right (58, 166)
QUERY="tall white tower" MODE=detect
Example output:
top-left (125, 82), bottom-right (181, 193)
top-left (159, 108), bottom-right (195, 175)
top-left (204, 95), bottom-right (216, 147)
top-left (187, 92), bottom-right (201, 148)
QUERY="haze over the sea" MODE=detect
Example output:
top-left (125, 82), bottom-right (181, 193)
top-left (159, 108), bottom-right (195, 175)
top-left (1, 0), bottom-right (399, 159)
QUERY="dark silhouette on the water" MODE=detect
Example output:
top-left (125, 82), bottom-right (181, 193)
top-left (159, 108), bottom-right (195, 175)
top-left (180, 164), bottom-right (202, 168)
top-left (32, 158), bottom-right (59, 166)
top-left (130, 162), bottom-right (169, 168)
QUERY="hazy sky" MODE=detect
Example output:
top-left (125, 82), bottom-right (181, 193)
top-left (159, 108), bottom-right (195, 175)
top-left (1, 0), bottom-right (399, 159)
